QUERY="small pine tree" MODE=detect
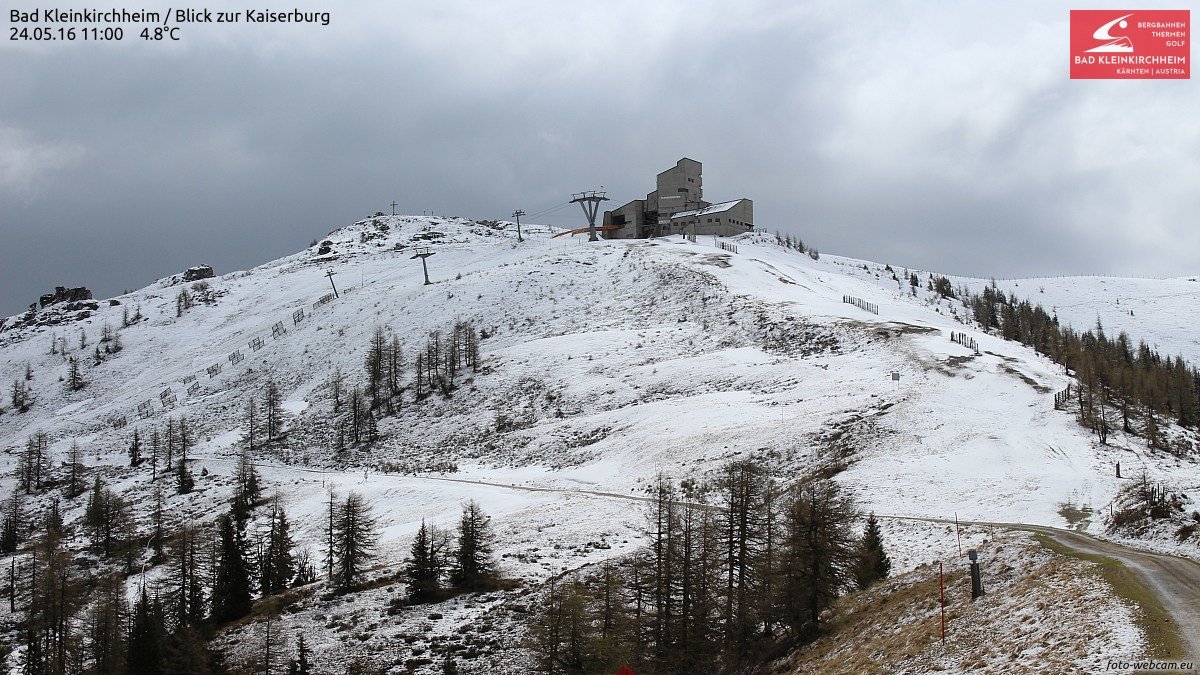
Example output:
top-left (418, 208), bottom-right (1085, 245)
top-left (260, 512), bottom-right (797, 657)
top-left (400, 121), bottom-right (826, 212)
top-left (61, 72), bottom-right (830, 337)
top-left (175, 289), bottom-right (192, 317)
top-left (407, 520), bottom-right (448, 603)
top-left (211, 514), bottom-right (252, 623)
top-left (331, 366), bottom-right (344, 414)
top-left (67, 357), bottom-right (85, 391)
top-left (265, 377), bottom-right (284, 443)
top-left (232, 448), bottom-right (261, 525)
top-left (0, 492), bottom-right (22, 553)
top-left (86, 572), bottom-right (128, 673)
top-left (11, 378), bottom-right (31, 412)
top-left (176, 416), bottom-right (194, 493)
top-left (66, 440), bottom-right (85, 498)
top-left (176, 464), bottom-right (194, 494)
top-left (855, 512), bottom-right (891, 589)
top-left (126, 589), bottom-right (166, 674)
top-left (44, 497), bottom-right (65, 539)
top-left (244, 399), bottom-right (258, 454)
top-left (261, 497), bottom-right (296, 596)
top-left (21, 431), bottom-right (50, 493)
top-left (291, 634), bottom-right (310, 675)
top-left (332, 492), bottom-right (378, 592)
top-left (451, 500), bottom-right (496, 592)
top-left (128, 428), bottom-right (142, 466)
top-left (149, 486), bottom-right (166, 564)
top-left (84, 477), bottom-right (107, 528)
top-left (149, 427), bottom-right (161, 481)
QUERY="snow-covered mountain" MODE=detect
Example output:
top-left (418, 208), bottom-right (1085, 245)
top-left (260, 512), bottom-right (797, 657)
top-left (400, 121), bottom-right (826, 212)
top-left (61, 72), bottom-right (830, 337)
top-left (1, 214), bottom-right (1196, 671)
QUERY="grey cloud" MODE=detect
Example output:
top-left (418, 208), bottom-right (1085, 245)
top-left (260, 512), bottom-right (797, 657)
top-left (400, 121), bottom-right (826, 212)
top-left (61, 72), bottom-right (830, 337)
top-left (1, 0), bottom-right (1196, 315)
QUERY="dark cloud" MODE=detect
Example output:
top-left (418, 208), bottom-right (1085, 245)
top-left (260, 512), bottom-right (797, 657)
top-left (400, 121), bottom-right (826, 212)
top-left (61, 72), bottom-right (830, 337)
top-left (2, 0), bottom-right (1196, 315)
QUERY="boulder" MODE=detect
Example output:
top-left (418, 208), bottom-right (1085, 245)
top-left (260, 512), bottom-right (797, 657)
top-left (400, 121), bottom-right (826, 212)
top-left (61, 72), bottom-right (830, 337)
top-left (183, 265), bottom-right (215, 282)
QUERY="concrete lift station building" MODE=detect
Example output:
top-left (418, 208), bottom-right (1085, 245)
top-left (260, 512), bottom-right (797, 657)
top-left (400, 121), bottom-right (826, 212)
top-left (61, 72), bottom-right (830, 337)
top-left (602, 158), bottom-right (753, 239)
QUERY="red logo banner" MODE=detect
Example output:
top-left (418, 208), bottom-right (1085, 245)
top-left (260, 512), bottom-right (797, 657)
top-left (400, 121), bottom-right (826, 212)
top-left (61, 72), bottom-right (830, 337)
top-left (1070, 10), bottom-right (1190, 79)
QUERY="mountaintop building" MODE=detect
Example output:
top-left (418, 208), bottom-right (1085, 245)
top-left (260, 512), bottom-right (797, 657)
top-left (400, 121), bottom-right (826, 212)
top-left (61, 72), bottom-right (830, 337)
top-left (602, 158), bottom-right (753, 239)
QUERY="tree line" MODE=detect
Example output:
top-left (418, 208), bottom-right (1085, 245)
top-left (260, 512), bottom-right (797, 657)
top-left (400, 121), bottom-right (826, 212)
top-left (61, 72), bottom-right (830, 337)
top-left (121, 415), bottom-right (196, 492)
top-left (947, 281), bottom-right (1200, 449)
top-left (330, 320), bottom-right (482, 450)
top-left (527, 459), bottom-right (890, 674)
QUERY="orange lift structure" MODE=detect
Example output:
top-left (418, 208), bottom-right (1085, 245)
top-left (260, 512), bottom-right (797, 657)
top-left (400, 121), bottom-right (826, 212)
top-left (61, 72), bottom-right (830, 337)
top-left (551, 224), bottom-right (624, 238)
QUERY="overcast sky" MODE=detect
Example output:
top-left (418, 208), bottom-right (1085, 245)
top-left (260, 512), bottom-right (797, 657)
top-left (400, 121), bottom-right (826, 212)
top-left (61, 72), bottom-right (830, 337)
top-left (2, 0), bottom-right (1197, 316)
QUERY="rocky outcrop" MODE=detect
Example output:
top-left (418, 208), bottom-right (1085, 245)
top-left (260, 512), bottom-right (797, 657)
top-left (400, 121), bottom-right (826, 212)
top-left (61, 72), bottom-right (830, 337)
top-left (39, 286), bottom-right (93, 308)
top-left (183, 265), bottom-right (215, 282)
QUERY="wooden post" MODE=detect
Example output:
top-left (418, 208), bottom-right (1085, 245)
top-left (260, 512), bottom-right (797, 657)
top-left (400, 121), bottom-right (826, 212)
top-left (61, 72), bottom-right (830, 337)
top-left (939, 562), bottom-right (946, 643)
top-left (954, 513), bottom-right (962, 556)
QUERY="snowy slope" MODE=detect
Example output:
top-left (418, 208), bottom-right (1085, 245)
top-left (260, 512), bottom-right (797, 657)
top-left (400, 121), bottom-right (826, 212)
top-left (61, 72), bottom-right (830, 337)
top-left (1, 214), bottom-right (1195, 671)
top-left (2, 214), bottom-right (1196, 536)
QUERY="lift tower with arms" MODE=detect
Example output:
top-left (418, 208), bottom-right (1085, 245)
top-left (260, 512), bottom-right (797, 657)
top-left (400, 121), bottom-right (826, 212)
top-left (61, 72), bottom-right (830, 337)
top-left (570, 191), bottom-right (609, 242)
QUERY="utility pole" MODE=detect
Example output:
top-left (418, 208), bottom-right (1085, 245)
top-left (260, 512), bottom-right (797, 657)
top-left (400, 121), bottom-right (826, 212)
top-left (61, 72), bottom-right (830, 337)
top-left (411, 247), bottom-right (435, 285)
top-left (390, 201), bottom-right (399, 216)
top-left (325, 269), bottom-right (339, 298)
top-left (512, 209), bottom-right (526, 242)
top-left (570, 190), bottom-right (609, 242)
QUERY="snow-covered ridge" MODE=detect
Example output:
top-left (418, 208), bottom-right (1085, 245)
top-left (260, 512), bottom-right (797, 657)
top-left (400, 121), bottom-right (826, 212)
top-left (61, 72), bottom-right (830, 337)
top-left (1, 215), bottom-right (1195, 520)
top-left (1, 214), bottom-right (1196, 670)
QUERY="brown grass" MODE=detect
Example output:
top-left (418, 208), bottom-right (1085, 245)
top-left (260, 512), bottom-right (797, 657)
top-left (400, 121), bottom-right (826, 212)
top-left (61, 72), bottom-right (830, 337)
top-left (772, 534), bottom-right (1144, 674)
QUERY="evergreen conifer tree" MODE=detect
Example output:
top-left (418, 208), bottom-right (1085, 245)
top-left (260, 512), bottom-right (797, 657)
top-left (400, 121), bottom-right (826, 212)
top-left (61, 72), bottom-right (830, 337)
top-left (0, 492), bottom-right (22, 553)
top-left (854, 512), bottom-right (891, 589)
top-left (129, 427), bottom-right (142, 466)
top-left (211, 514), bottom-right (252, 623)
top-left (126, 586), bottom-right (166, 667)
top-left (451, 500), bottom-right (496, 591)
top-left (265, 377), bottom-right (285, 442)
top-left (291, 634), bottom-right (310, 675)
top-left (407, 520), bottom-right (448, 603)
top-left (261, 497), bottom-right (296, 596)
top-left (332, 491), bottom-right (377, 592)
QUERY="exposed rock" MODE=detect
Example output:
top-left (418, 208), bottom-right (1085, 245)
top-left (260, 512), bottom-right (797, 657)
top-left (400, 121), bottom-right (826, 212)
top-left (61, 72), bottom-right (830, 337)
top-left (183, 265), bottom-right (215, 282)
top-left (39, 286), bottom-right (93, 308)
